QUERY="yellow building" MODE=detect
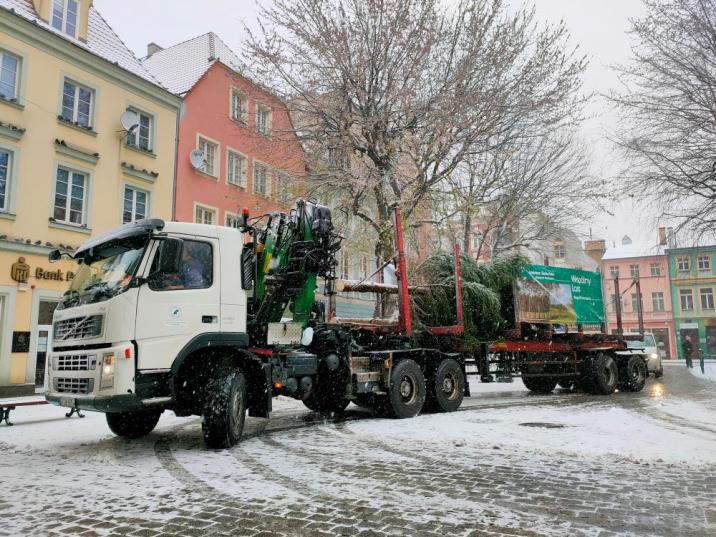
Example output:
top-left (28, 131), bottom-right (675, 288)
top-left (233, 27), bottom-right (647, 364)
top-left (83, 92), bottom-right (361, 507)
top-left (0, 0), bottom-right (181, 395)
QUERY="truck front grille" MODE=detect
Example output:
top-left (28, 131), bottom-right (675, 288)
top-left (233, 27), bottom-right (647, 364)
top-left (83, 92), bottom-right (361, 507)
top-left (53, 315), bottom-right (103, 342)
top-left (54, 378), bottom-right (94, 394)
top-left (56, 354), bottom-right (97, 371)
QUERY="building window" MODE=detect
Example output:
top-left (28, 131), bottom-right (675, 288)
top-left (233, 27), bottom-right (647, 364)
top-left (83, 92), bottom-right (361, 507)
top-left (125, 109), bottom-right (153, 152)
top-left (360, 256), bottom-right (369, 278)
top-left (0, 51), bottom-right (20, 100)
top-left (256, 105), bottom-right (272, 135)
top-left (677, 256), bottom-right (690, 272)
top-left (123, 186), bottom-right (148, 223)
top-left (553, 242), bottom-right (565, 259)
top-left (629, 264), bottom-right (639, 279)
top-left (198, 137), bottom-right (218, 177)
top-left (230, 89), bottom-right (248, 123)
top-left (631, 292), bottom-right (643, 313)
top-left (697, 255), bottom-right (711, 271)
top-left (53, 166), bottom-right (87, 225)
top-left (277, 173), bottom-right (290, 203)
top-left (700, 288), bottom-right (714, 310)
top-left (227, 150), bottom-right (247, 188)
top-left (652, 292), bottom-right (664, 312)
top-left (650, 263), bottom-right (661, 277)
top-left (253, 163), bottom-right (268, 196)
top-left (0, 149), bottom-right (12, 212)
top-left (679, 289), bottom-right (694, 311)
top-left (61, 79), bottom-right (93, 128)
top-left (195, 205), bottom-right (215, 225)
top-left (339, 254), bottom-right (350, 279)
top-left (328, 147), bottom-right (349, 170)
top-left (610, 266), bottom-right (619, 279)
top-left (52, 0), bottom-right (79, 38)
top-left (226, 213), bottom-right (241, 228)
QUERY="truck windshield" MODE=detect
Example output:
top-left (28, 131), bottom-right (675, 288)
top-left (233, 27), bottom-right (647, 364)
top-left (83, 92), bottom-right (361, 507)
top-left (58, 237), bottom-right (147, 309)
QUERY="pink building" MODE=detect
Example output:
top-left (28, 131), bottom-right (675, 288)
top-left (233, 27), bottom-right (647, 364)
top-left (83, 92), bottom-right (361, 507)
top-left (142, 33), bottom-right (306, 225)
top-left (602, 240), bottom-right (676, 358)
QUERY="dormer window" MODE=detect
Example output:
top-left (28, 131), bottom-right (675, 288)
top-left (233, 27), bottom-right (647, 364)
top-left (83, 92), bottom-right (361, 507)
top-left (52, 0), bottom-right (79, 38)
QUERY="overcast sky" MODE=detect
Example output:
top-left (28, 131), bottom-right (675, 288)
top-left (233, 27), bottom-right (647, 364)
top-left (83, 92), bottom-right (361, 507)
top-left (95, 0), bottom-right (654, 248)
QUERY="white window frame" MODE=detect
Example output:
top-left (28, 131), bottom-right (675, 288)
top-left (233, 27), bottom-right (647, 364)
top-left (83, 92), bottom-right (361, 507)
top-left (230, 88), bottom-right (248, 123)
top-left (609, 266), bottom-right (619, 279)
top-left (125, 107), bottom-right (154, 153)
top-left (60, 77), bottom-right (94, 128)
top-left (677, 256), bottom-right (690, 272)
top-left (256, 104), bottom-right (272, 136)
top-left (226, 148), bottom-right (247, 188)
top-left (328, 147), bottom-right (349, 170)
top-left (0, 49), bottom-right (21, 101)
top-left (700, 288), bottom-right (714, 310)
top-left (553, 242), bottom-right (565, 259)
top-left (52, 163), bottom-right (89, 227)
top-left (652, 292), bottom-right (664, 312)
top-left (52, 0), bottom-right (80, 38)
top-left (629, 264), bottom-right (640, 279)
top-left (0, 145), bottom-right (15, 214)
top-left (697, 254), bottom-right (711, 271)
top-left (197, 135), bottom-right (219, 178)
top-left (650, 263), bottom-right (661, 277)
top-left (253, 162), bottom-right (269, 196)
top-left (194, 204), bottom-right (217, 225)
top-left (679, 289), bottom-right (694, 311)
top-left (122, 184), bottom-right (150, 224)
top-left (225, 211), bottom-right (241, 229)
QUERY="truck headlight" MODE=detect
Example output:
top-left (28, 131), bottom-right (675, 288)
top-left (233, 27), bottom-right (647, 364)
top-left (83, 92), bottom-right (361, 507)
top-left (101, 353), bottom-right (115, 388)
top-left (650, 353), bottom-right (658, 360)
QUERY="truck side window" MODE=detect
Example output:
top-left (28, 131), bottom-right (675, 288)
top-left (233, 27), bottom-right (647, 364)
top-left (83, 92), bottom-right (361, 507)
top-left (149, 240), bottom-right (213, 291)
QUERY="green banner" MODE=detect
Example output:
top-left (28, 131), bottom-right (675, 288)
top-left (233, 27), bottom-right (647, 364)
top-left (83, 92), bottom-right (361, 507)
top-left (515, 265), bottom-right (605, 325)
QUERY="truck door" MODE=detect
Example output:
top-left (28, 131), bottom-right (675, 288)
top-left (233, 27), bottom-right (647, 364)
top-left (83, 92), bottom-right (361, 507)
top-left (134, 236), bottom-right (220, 370)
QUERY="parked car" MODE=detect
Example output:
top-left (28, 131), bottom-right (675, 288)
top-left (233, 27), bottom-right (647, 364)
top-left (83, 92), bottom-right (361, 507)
top-left (618, 333), bottom-right (663, 378)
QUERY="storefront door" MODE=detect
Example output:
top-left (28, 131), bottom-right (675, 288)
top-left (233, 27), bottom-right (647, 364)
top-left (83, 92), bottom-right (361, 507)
top-left (33, 299), bottom-right (58, 389)
top-left (651, 328), bottom-right (671, 359)
top-left (706, 326), bottom-right (716, 358)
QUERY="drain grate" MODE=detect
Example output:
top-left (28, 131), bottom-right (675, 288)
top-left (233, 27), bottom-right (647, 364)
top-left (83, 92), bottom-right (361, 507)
top-left (518, 422), bottom-right (566, 429)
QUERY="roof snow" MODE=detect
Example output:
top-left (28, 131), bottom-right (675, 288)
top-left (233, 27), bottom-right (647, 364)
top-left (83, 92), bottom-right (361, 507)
top-left (0, 0), bottom-right (161, 85)
top-left (602, 241), bottom-right (665, 260)
top-left (141, 32), bottom-right (245, 96)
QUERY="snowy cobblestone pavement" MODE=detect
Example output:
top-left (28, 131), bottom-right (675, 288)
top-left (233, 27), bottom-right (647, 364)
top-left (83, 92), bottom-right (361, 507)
top-left (1, 364), bottom-right (715, 537)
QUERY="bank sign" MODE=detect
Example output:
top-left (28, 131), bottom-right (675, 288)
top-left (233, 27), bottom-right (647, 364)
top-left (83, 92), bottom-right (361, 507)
top-left (515, 265), bottom-right (605, 325)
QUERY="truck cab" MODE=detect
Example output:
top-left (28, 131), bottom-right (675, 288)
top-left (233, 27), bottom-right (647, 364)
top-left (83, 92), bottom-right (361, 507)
top-left (45, 219), bottom-right (270, 442)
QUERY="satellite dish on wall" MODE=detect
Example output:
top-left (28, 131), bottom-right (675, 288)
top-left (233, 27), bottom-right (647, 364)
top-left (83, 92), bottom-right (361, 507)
top-left (120, 109), bottom-right (140, 132)
top-left (190, 149), bottom-right (206, 169)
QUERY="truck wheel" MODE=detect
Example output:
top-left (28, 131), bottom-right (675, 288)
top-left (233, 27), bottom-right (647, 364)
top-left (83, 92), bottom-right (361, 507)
top-left (619, 356), bottom-right (647, 392)
top-left (386, 359), bottom-right (426, 418)
top-left (106, 409), bottom-right (162, 439)
top-left (427, 359), bottom-right (465, 412)
top-left (302, 388), bottom-right (350, 414)
top-left (202, 368), bottom-right (247, 449)
top-left (557, 379), bottom-right (574, 390)
top-left (522, 376), bottom-right (557, 393)
top-left (588, 353), bottom-right (618, 395)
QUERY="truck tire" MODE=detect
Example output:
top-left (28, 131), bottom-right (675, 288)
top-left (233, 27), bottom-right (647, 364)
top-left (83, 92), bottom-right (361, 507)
top-left (202, 367), bottom-right (247, 449)
top-left (522, 376), bottom-right (557, 393)
top-left (106, 409), bottom-right (162, 439)
top-left (619, 355), bottom-right (647, 392)
top-left (587, 353), bottom-right (618, 395)
top-left (557, 379), bottom-right (574, 390)
top-left (427, 359), bottom-right (465, 412)
top-left (386, 359), bottom-right (426, 418)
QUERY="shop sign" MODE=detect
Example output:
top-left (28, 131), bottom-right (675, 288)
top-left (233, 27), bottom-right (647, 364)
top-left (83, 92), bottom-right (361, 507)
top-left (10, 257), bottom-right (74, 283)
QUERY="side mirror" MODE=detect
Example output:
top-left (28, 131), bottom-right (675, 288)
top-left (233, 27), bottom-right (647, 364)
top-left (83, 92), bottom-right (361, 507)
top-left (158, 238), bottom-right (183, 274)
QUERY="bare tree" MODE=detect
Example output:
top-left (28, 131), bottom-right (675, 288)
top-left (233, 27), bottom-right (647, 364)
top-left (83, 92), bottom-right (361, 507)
top-left (246, 0), bottom-right (587, 264)
top-left (611, 0), bottom-right (716, 241)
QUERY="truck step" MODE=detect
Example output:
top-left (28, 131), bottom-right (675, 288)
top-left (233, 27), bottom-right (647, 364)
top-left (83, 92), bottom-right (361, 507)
top-left (141, 397), bottom-right (172, 407)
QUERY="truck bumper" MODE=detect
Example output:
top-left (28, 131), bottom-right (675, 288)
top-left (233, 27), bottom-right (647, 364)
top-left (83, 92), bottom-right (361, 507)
top-left (45, 392), bottom-right (148, 413)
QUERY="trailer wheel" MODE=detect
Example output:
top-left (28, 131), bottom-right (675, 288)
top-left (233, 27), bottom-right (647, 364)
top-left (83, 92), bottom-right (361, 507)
top-left (427, 359), bottom-right (464, 412)
top-left (386, 359), bottom-right (426, 418)
top-left (106, 409), bottom-right (162, 439)
top-left (587, 353), bottom-right (618, 395)
top-left (522, 376), bottom-right (558, 394)
top-left (202, 367), bottom-right (247, 449)
top-left (619, 355), bottom-right (647, 392)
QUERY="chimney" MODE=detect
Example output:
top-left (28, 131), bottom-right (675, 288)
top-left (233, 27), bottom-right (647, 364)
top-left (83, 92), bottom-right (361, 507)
top-left (658, 227), bottom-right (667, 246)
top-left (622, 235), bottom-right (632, 246)
top-left (146, 42), bottom-right (163, 58)
top-left (584, 239), bottom-right (606, 265)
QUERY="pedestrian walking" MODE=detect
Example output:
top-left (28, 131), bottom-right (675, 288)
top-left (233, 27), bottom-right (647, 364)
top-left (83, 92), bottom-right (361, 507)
top-left (682, 337), bottom-right (693, 369)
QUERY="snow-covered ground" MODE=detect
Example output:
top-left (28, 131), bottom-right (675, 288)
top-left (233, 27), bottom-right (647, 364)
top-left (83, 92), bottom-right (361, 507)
top-left (688, 362), bottom-right (716, 381)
